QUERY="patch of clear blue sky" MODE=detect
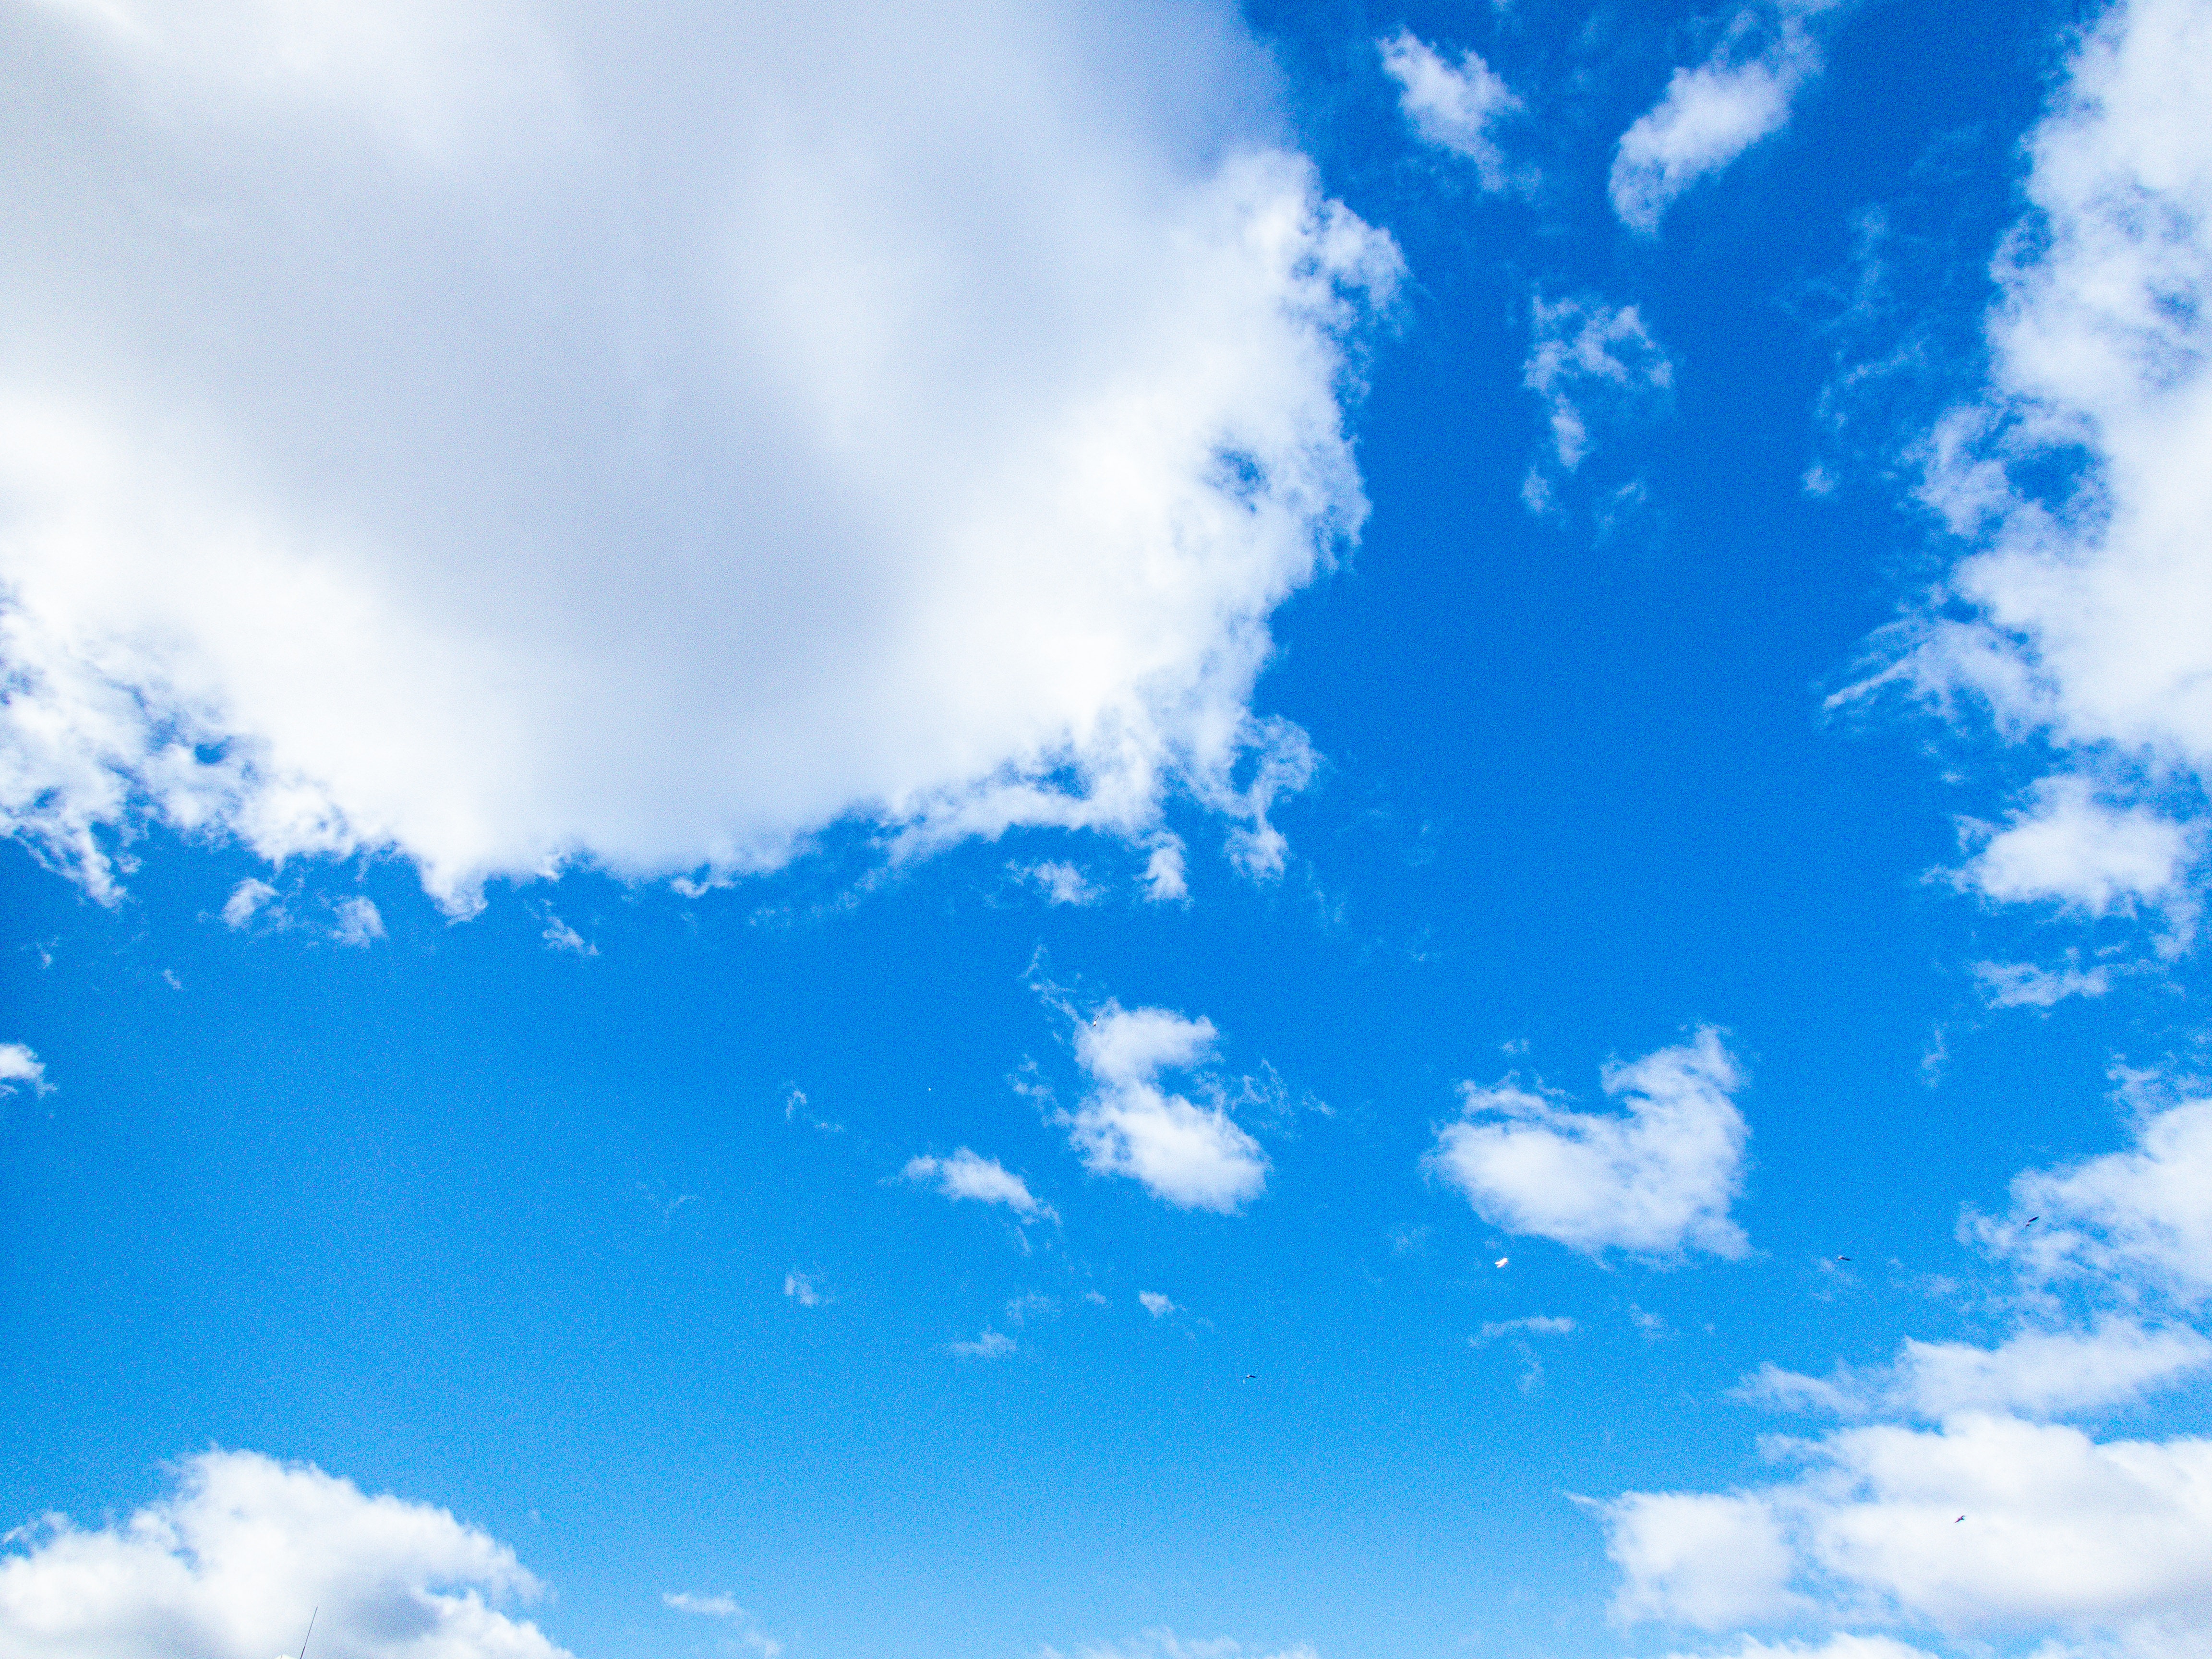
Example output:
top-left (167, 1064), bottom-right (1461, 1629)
top-left (2, 2), bottom-right (2198, 1656)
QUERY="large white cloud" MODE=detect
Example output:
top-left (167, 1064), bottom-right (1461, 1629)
top-left (0, 0), bottom-right (1398, 908)
top-left (1609, 0), bottom-right (1839, 232)
top-left (1598, 1061), bottom-right (2212, 1657)
top-left (1603, 1415), bottom-right (2212, 1645)
top-left (1846, 0), bottom-right (2212, 929)
top-left (1428, 1028), bottom-right (1750, 1261)
top-left (0, 1448), bottom-right (570, 1659)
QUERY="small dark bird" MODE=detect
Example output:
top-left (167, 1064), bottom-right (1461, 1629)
top-left (1837, 1256), bottom-right (1851, 1262)
top-left (2026, 1216), bottom-right (2039, 1225)
top-left (1955, 1515), bottom-right (1965, 1523)
top-left (1244, 1373), bottom-right (1256, 1380)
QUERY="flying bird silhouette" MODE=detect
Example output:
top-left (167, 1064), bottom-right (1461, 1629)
top-left (1494, 1256), bottom-right (1509, 1268)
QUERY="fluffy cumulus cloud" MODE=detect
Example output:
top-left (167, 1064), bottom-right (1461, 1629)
top-left (1063, 1001), bottom-right (1269, 1212)
top-left (0, 1448), bottom-right (569, 1659)
top-left (1600, 1063), bottom-right (2212, 1657)
top-left (902, 1148), bottom-right (1057, 1222)
top-left (1428, 1028), bottom-right (1751, 1261)
top-left (1610, 0), bottom-right (1839, 231)
top-left (1968, 1075), bottom-right (2212, 1308)
top-left (1604, 1415), bottom-right (2212, 1645)
top-left (0, 0), bottom-right (1399, 911)
top-left (1378, 30), bottom-right (1522, 191)
top-left (1850, 0), bottom-right (2212, 933)
top-left (0, 1042), bottom-right (47, 1095)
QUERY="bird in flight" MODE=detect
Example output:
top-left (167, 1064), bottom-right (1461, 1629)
top-left (1494, 1256), bottom-right (1509, 1268)
top-left (1836, 1256), bottom-right (1851, 1262)
top-left (1955, 1515), bottom-right (1965, 1523)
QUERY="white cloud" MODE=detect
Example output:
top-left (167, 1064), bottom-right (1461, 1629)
top-left (1610, 0), bottom-right (1839, 231)
top-left (1521, 298), bottom-right (1672, 505)
top-left (0, 1448), bottom-right (571, 1659)
top-left (949, 1328), bottom-right (1015, 1359)
top-left (1845, 0), bottom-right (2212, 930)
top-left (1139, 1291), bottom-right (1178, 1318)
top-left (219, 877), bottom-right (277, 928)
top-left (332, 896), bottom-right (384, 947)
top-left (1969, 1082), bottom-right (2212, 1308)
top-left (1971, 954), bottom-right (2113, 1009)
top-left (1063, 1001), bottom-right (1269, 1212)
top-left (901, 1149), bottom-right (1057, 1222)
top-left (1745, 1319), bottom-right (2212, 1420)
top-left (1603, 1415), bottom-right (2212, 1643)
top-left (1953, 779), bottom-right (2196, 927)
top-left (782, 1271), bottom-right (823, 1307)
top-left (1603, 1058), bottom-right (2212, 1656)
top-left (663, 1593), bottom-right (781, 1656)
top-left (1428, 1027), bottom-right (1750, 1261)
top-left (0, 0), bottom-right (1399, 912)
top-left (0, 1043), bottom-right (48, 1096)
top-left (1378, 30), bottom-right (1522, 191)
top-left (1015, 860), bottom-right (1099, 906)
top-left (1474, 1314), bottom-right (1576, 1342)
top-left (1657, 1637), bottom-right (1938, 1659)
top-left (1600, 1491), bottom-right (1805, 1629)
top-left (1142, 837), bottom-right (1189, 903)
top-left (540, 913), bottom-right (594, 954)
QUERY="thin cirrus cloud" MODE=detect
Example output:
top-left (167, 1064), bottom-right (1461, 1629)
top-left (0, 1449), bottom-right (571, 1659)
top-left (1061, 1000), bottom-right (1271, 1213)
top-left (1609, 0), bottom-right (1840, 232)
top-left (1428, 1028), bottom-right (1751, 1262)
top-left (0, 0), bottom-right (1399, 912)
top-left (1378, 29), bottom-right (1523, 192)
top-left (1519, 296), bottom-right (1673, 511)
top-left (901, 1149), bottom-right (1058, 1223)
top-left (1842, 0), bottom-right (2212, 936)
top-left (1599, 1060), bottom-right (2212, 1655)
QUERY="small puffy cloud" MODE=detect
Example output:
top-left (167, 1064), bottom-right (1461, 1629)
top-left (1015, 860), bottom-right (1098, 906)
top-left (1063, 1001), bottom-right (1269, 1212)
top-left (1745, 1318), bottom-right (2212, 1421)
top-left (1378, 30), bottom-right (1522, 190)
top-left (1475, 1314), bottom-right (1576, 1343)
top-left (1610, 0), bottom-right (1839, 231)
top-left (0, 1043), bottom-right (48, 1096)
top-left (1954, 779), bottom-right (2197, 929)
top-left (332, 896), bottom-right (384, 948)
top-left (1139, 1291), bottom-right (1178, 1318)
top-left (902, 1149), bottom-right (1057, 1222)
top-left (1142, 838), bottom-right (1189, 903)
top-left (219, 878), bottom-right (277, 928)
top-left (0, 0), bottom-right (1398, 910)
top-left (1429, 1027), bottom-right (1750, 1261)
top-left (1603, 1415), bottom-right (2212, 1641)
top-left (1004, 1292), bottom-right (1056, 1325)
top-left (949, 1328), bottom-right (1015, 1359)
top-left (1524, 299), bottom-right (1672, 472)
top-left (1848, 0), bottom-right (2212, 930)
top-left (0, 1448), bottom-right (571, 1659)
top-left (782, 1271), bottom-right (824, 1307)
top-left (1971, 955), bottom-right (2113, 1009)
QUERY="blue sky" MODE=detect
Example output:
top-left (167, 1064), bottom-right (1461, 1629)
top-left (4, 2), bottom-right (2211, 1658)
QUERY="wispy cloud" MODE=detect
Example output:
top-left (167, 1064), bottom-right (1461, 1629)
top-left (901, 1149), bottom-right (1057, 1223)
top-left (1379, 30), bottom-right (1523, 191)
